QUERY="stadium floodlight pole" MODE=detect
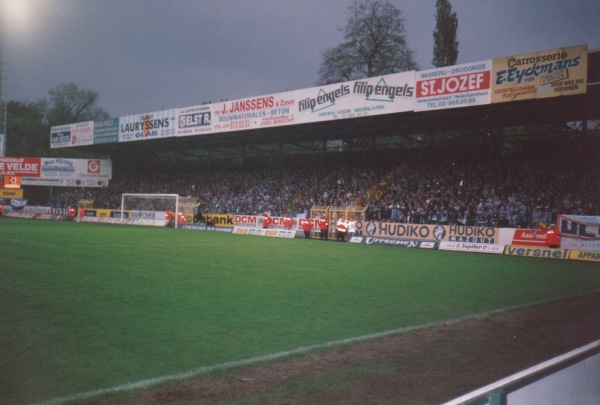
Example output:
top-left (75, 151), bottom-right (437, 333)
top-left (120, 193), bottom-right (124, 220)
top-left (0, 7), bottom-right (5, 157)
top-left (2, 102), bottom-right (7, 156)
top-left (0, 34), bottom-right (4, 156)
top-left (175, 195), bottom-right (179, 229)
top-left (0, 103), bottom-right (5, 157)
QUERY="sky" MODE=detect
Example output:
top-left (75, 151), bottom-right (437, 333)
top-left (1, 0), bottom-right (599, 118)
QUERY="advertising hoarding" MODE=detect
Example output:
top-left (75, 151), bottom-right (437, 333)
top-left (20, 158), bottom-right (112, 187)
top-left (94, 117), bottom-right (120, 144)
top-left (414, 60), bottom-right (492, 111)
top-left (48, 44), bottom-right (588, 148)
top-left (504, 246), bottom-right (569, 259)
top-left (355, 221), bottom-right (500, 244)
top-left (119, 109), bottom-right (177, 143)
top-left (202, 71), bottom-right (416, 136)
top-left (3, 176), bottom-right (21, 189)
top-left (558, 214), bottom-right (600, 251)
top-left (291, 71), bottom-right (415, 124)
top-left (50, 121), bottom-right (94, 148)
top-left (0, 189), bottom-right (23, 199)
top-left (0, 157), bottom-right (41, 177)
top-left (175, 104), bottom-right (212, 137)
top-left (51, 71), bottom-right (416, 146)
top-left (492, 44), bottom-right (587, 103)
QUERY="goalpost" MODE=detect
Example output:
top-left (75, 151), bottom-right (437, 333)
top-left (121, 193), bottom-right (181, 227)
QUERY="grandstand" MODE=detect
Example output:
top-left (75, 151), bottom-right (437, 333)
top-left (35, 50), bottom-right (600, 227)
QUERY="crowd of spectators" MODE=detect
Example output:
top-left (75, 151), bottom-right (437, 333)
top-left (45, 153), bottom-right (598, 228)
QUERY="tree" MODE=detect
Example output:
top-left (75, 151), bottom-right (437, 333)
top-left (317, 0), bottom-right (417, 85)
top-left (432, 0), bottom-right (459, 68)
top-left (4, 100), bottom-right (50, 156)
top-left (2, 83), bottom-right (110, 157)
top-left (46, 82), bottom-right (109, 127)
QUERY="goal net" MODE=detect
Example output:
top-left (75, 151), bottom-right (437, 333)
top-left (121, 193), bottom-right (181, 227)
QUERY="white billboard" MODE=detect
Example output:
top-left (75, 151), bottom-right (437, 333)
top-left (210, 71), bottom-right (415, 134)
top-left (118, 109), bottom-right (177, 142)
top-left (175, 104), bottom-right (212, 137)
top-left (21, 158), bottom-right (112, 187)
top-left (50, 121), bottom-right (94, 148)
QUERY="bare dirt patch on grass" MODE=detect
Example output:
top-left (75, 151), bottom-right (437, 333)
top-left (88, 291), bottom-right (600, 405)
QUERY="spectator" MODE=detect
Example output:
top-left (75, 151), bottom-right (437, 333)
top-left (42, 151), bottom-right (598, 227)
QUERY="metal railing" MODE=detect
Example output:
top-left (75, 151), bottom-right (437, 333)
top-left (441, 340), bottom-right (600, 405)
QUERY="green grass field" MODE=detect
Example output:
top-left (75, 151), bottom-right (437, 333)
top-left (1, 218), bottom-right (599, 405)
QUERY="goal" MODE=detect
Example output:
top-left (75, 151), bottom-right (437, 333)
top-left (121, 193), bottom-right (181, 227)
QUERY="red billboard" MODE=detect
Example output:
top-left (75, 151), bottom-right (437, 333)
top-left (0, 157), bottom-right (41, 177)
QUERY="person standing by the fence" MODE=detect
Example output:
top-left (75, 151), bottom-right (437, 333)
top-left (336, 215), bottom-right (348, 242)
top-left (301, 219), bottom-right (312, 239)
top-left (347, 217), bottom-right (357, 240)
top-left (319, 215), bottom-right (329, 240)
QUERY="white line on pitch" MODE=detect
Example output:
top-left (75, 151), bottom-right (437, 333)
top-left (33, 290), bottom-right (600, 405)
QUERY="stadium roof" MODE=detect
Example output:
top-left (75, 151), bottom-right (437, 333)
top-left (84, 51), bottom-right (600, 170)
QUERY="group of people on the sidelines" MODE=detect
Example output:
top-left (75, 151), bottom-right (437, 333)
top-left (297, 214), bottom-right (357, 241)
top-left (165, 209), bottom-right (187, 226)
top-left (296, 214), bottom-right (358, 241)
top-left (300, 215), bottom-right (329, 240)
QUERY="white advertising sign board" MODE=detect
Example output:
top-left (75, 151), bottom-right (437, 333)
top-left (21, 158), bottom-right (112, 187)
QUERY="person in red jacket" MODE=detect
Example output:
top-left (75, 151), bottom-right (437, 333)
top-left (283, 214), bottom-right (294, 229)
top-left (262, 212), bottom-right (272, 229)
top-left (538, 222), bottom-right (561, 248)
top-left (545, 224), bottom-right (561, 248)
top-left (67, 206), bottom-right (76, 221)
top-left (301, 219), bottom-right (312, 239)
top-left (336, 215), bottom-right (348, 242)
top-left (319, 215), bottom-right (329, 240)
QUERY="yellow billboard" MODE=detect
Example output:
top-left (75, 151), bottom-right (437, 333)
top-left (0, 189), bottom-right (24, 198)
top-left (492, 44), bottom-right (587, 103)
top-left (569, 250), bottom-right (600, 262)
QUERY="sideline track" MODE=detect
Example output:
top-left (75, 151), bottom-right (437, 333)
top-left (34, 291), bottom-right (599, 405)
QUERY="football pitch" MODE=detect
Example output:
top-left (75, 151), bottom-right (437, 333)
top-left (1, 218), bottom-right (599, 404)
